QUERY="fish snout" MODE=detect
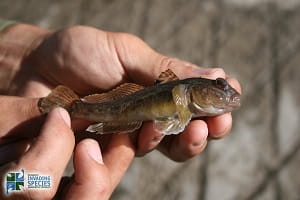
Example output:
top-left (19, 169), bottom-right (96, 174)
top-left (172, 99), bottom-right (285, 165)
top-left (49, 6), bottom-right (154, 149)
top-left (229, 94), bottom-right (241, 108)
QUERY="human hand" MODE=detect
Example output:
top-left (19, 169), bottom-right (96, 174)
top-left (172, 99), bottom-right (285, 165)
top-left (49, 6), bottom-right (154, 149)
top-left (2, 24), bottom-right (241, 161)
top-left (0, 107), bottom-right (133, 199)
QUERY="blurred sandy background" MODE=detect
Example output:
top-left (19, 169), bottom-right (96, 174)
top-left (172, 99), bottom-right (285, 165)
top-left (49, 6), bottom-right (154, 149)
top-left (1, 0), bottom-right (300, 199)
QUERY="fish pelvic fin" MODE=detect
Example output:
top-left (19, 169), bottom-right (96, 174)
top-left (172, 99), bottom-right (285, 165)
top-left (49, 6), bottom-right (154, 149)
top-left (86, 121), bottom-right (142, 134)
top-left (155, 69), bottom-right (179, 84)
top-left (83, 83), bottom-right (144, 103)
top-left (154, 117), bottom-right (185, 135)
top-left (38, 85), bottom-right (79, 113)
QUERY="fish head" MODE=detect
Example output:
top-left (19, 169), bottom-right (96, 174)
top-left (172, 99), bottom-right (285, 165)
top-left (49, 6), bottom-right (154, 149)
top-left (189, 78), bottom-right (241, 116)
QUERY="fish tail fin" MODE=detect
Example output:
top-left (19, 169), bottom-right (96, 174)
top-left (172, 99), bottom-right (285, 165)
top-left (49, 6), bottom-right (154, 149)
top-left (38, 85), bottom-right (79, 113)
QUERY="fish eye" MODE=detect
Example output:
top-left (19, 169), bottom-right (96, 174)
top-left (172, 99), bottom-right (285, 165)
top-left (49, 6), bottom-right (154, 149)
top-left (215, 78), bottom-right (228, 90)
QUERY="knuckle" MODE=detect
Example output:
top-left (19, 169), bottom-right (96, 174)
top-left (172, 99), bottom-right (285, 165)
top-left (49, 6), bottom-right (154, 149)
top-left (211, 67), bottom-right (226, 78)
top-left (159, 56), bottom-right (177, 70)
top-left (157, 56), bottom-right (201, 79)
top-left (97, 186), bottom-right (109, 196)
top-left (93, 182), bottom-right (111, 197)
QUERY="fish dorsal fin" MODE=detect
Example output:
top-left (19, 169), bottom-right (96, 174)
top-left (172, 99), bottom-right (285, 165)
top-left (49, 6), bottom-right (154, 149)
top-left (83, 83), bottom-right (144, 103)
top-left (39, 85), bottom-right (79, 113)
top-left (155, 69), bottom-right (179, 84)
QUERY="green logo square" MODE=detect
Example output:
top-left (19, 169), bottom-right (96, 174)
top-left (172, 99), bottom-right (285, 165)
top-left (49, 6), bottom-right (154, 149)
top-left (16, 182), bottom-right (24, 190)
top-left (6, 173), bottom-right (15, 181)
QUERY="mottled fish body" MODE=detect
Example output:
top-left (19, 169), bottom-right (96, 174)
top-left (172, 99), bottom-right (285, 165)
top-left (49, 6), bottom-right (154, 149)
top-left (39, 69), bottom-right (241, 135)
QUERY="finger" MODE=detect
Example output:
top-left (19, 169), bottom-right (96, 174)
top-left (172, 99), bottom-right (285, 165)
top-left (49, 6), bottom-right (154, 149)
top-left (0, 139), bottom-right (31, 165)
top-left (153, 57), bottom-right (227, 80)
top-left (103, 134), bottom-right (135, 189)
top-left (206, 113), bottom-right (232, 139)
top-left (0, 96), bottom-right (42, 139)
top-left (158, 120), bottom-right (208, 162)
top-left (64, 139), bottom-right (111, 200)
top-left (16, 108), bottom-right (74, 199)
top-left (226, 76), bottom-right (242, 94)
top-left (136, 122), bottom-right (165, 156)
top-left (110, 33), bottom-right (226, 84)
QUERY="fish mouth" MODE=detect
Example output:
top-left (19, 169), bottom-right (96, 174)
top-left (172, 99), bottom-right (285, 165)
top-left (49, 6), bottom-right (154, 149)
top-left (229, 94), bottom-right (241, 108)
top-left (190, 102), bottom-right (226, 116)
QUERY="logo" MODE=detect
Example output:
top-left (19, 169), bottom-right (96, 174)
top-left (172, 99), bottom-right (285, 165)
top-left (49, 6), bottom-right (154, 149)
top-left (6, 169), bottom-right (25, 194)
top-left (5, 169), bottom-right (51, 195)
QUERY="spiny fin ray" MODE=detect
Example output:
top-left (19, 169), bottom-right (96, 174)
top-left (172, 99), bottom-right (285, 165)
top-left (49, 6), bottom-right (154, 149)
top-left (83, 83), bottom-right (144, 103)
top-left (38, 85), bottom-right (79, 113)
top-left (155, 69), bottom-right (179, 84)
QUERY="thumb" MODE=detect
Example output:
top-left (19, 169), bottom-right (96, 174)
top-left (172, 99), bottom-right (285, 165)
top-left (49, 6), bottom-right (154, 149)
top-left (65, 139), bottom-right (111, 200)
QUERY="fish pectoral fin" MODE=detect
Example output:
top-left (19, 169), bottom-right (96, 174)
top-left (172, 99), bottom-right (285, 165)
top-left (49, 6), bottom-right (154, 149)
top-left (154, 82), bottom-right (192, 135)
top-left (155, 69), bottom-right (179, 84)
top-left (83, 83), bottom-right (144, 103)
top-left (172, 84), bottom-right (192, 126)
top-left (38, 85), bottom-right (79, 114)
top-left (86, 121), bottom-right (142, 134)
top-left (154, 117), bottom-right (186, 135)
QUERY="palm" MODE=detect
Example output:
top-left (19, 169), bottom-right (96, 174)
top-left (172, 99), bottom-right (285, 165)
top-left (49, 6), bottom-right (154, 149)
top-left (18, 27), bottom-right (130, 97)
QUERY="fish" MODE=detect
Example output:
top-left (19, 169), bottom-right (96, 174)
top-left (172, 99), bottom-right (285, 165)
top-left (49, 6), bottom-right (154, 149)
top-left (38, 69), bottom-right (241, 135)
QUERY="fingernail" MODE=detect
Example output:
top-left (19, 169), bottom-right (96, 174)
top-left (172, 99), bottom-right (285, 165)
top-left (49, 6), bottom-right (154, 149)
top-left (85, 139), bottom-right (103, 164)
top-left (57, 107), bottom-right (71, 127)
top-left (212, 129), bottom-right (227, 139)
top-left (152, 134), bottom-right (164, 143)
top-left (216, 121), bottom-right (231, 138)
top-left (192, 138), bottom-right (207, 147)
